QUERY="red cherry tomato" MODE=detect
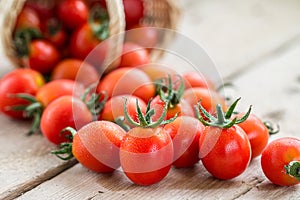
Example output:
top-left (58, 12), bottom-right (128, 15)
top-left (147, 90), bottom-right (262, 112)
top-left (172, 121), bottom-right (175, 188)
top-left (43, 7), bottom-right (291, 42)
top-left (40, 95), bottom-right (93, 145)
top-left (199, 125), bottom-right (251, 180)
top-left (196, 98), bottom-right (252, 180)
top-left (150, 95), bottom-right (194, 120)
top-left (261, 137), bottom-right (300, 186)
top-left (15, 6), bottom-right (41, 30)
top-left (51, 59), bottom-right (100, 87)
top-left (25, 1), bottom-right (56, 20)
top-left (123, 0), bottom-right (144, 28)
top-left (97, 67), bottom-right (155, 102)
top-left (182, 72), bottom-right (216, 90)
top-left (164, 116), bottom-right (204, 168)
top-left (42, 18), bottom-right (67, 49)
top-left (57, 0), bottom-right (89, 30)
top-left (183, 87), bottom-right (227, 116)
top-left (120, 126), bottom-right (173, 185)
top-left (237, 114), bottom-right (269, 159)
top-left (72, 121), bottom-right (126, 173)
top-left (0, 69), bottom-right (45, 119)
top-left (69, 23), bottom-right (107, 62)
top-left (23, 40), bottom-right (60, 74)
top-left (125, 25), bottom-right (158, 50)
top-left (36, 79), bottom-right (85, 107)
top-left (118, 42), bottom-right (150, 68)
top-left (99, 95), bottom-right (147, 127)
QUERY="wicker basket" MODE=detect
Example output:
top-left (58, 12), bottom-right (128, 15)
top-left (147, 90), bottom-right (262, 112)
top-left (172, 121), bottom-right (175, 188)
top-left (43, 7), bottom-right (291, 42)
top-left (0, 0), bottom-right (180, 71)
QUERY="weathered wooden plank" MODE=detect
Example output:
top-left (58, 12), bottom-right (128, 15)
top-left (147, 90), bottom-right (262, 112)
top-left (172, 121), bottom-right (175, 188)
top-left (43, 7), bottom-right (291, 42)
top-left (17, 160), bottom-right (263, 200)
top-left (0, 115), bottom-right (77, 200)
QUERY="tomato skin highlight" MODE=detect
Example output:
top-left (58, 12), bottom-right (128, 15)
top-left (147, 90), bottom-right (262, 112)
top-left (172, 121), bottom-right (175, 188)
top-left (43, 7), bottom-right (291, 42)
top-left (237, 114), bottom-right (269, 159)
top-left (40, 95), bottom-right (93, 145)
top-left (199, 125), bottom-right (251, 180)
top-left (0, 69), bottom-right (44, 119)
top-left (261, 137), bottom-right (300, 186)
top-left (73, 120), bottom-right (126, 173)
top-left (120, 127), bottom-right (173, 185)
top-left (164, 116), bottom-right (204, 168)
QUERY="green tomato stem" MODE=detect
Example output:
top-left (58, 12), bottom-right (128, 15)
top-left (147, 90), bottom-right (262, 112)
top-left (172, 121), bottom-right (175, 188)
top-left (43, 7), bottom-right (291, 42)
top-left (285, 161), bottom-right (300, 181)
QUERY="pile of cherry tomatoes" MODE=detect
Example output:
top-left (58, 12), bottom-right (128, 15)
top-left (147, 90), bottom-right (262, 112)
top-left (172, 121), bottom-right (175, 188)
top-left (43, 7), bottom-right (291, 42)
top-left (0, 0), bottom-right (299, 188)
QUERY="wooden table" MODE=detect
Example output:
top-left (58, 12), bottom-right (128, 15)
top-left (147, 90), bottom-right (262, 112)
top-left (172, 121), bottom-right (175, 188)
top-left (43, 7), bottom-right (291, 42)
top-left (1, 0), bottom-right (300, 199)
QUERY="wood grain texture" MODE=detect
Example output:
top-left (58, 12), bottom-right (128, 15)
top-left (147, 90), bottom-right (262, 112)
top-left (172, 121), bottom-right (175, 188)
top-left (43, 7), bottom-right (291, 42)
top-left (0, 115), bottom-right (77, 200)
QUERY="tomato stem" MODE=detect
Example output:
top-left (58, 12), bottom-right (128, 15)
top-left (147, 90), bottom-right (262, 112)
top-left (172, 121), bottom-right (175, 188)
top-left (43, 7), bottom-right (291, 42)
top-left (115, 116), bottom-right (131, 132)
top-left (81, 84), bottom-right (107, 117)
top-left (285, 161), bottom-right (300, 181)
top-left (264, 121), bottom-right (280, 135)
top-left (155, 74), bottom-right (185, 108)
top-left (51, 127), bottom-right (76, 161)
top-left (195, 97), bottom-right (252, 129)
top-left (89, 5), bottom-right (110, 41)
top-left (123, 98), bottom-right (176, 128)
top-left (10, 93), bottom-right (43, 135)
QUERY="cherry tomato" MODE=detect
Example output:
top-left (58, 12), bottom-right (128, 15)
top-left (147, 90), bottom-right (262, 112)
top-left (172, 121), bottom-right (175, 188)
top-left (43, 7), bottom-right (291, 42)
top-left (164, 116), bottom-right (204, 168)
top-left (182, 72), bottom-right (216, 90)
top-left (237, 114), bottom-right (269, 159)
top-left (25, 1), bottom-right (56, 20)
top-left (199, 125), bottom-right (251, 180)
top-left (125, 25), bottom-right (158, 50)
top-left (42, 18), bottom-right (67, 49)
top-left (99, 95), bottom-right (147, 127)
top-left (97, 67), bottom-right (155, 102)
top-left (123, 0), bottom-right (144, 28)
top-left (117, 42), bottom-right (150, 68)
top-left (183, 87), bottom-right (227, 116)
top-left (120, 126), bottom-right (173, 185)
top-left (51, 59), bottom-right (100, 87)
top-left (0, 69), bottom-right (44, 119)
top-left (261, 137), bottom-right (300, 186)
top-left (196, 98), bottom-right (252, 180)
top-left (40, 95), bottom-right (93, 145)
top-left (73, 121), bottom-right (126, 172)
top-left (23, 40), bottom-right (60, 74)
top-left (150, 95), bottom-right (194, 120)
top-left (139, 63), bottom-right (177, 81)
top-left (57, 0), bottom-right (89, 30)
top-left (15, 6), bottom-right (41, 30)
top-left (69, 23), bottom-right (107, 62)
top-left (36, 79), bottom-right (85, 107)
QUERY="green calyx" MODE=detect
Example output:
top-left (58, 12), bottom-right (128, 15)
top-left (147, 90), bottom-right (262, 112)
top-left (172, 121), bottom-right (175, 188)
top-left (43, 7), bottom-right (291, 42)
top-left (195, 97), bottom-right (252, 129)
top-left (285, 161), bottom-right (300, 181)
top-left (264, 121), bottom-right (280, 135)
top-left (51, 127), bottom-right (77, 161)
top-left (89, 5), bottom-right (110, 41)
top-left (155, 74), bottom-right (185, 108)
top-left (80, 83), bottom-right (108, 117)
top-left (123, 98), bottom-right (177, 129)
top-left (13, 28), bottom-right (42, 57)
top-left (10, 93), bottom-right (43, 135)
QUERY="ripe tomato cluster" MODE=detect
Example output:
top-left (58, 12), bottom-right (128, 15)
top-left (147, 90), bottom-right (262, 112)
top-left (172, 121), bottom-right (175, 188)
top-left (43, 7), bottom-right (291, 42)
top-left (0, 0), bottom-right (299, 188)
top-left (1, 65), bottom-right (300, 187)
top-left (13, 0), bottom-right (151, 76)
